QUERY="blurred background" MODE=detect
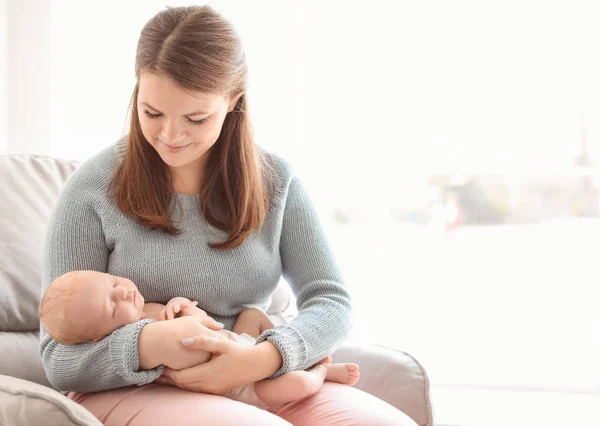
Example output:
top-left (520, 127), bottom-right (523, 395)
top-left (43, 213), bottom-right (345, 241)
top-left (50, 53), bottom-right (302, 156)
top-left (1, 1), bottom-right (599, 424)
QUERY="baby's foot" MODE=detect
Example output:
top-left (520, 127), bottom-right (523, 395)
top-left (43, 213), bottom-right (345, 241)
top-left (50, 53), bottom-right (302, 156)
top-left (325, 363), bottom-right (360, 386)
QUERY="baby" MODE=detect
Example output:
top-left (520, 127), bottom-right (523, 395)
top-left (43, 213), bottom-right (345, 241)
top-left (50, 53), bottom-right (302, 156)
top-left (38, 270), bottom-right (360, 410)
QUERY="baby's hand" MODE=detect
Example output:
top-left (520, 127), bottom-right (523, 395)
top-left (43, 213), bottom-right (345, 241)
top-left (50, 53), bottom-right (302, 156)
top-left (163, 297), bottom-right (199, 321)
top-left (178, 304), bottom-right (211, 319)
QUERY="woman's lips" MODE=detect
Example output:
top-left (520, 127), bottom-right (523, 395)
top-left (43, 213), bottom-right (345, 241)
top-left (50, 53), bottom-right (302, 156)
top-left (161, 141), bottom-right (190, 153)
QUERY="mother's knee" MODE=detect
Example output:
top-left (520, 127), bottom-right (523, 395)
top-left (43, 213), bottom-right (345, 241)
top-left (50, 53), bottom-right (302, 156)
top-left (273, 383), bottom-right (418, 426)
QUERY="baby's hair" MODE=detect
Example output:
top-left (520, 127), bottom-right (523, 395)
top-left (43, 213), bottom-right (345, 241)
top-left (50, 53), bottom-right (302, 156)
top-left (38, 272), bottom-right (96, 344)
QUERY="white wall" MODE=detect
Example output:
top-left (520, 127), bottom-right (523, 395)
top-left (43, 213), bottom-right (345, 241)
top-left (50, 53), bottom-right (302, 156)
top-left (6, 0), bottom-right (51, 155)
top-left (5, 1), bottom-right (600, 166)
top-left (0, 0), bottom-right (8, 153)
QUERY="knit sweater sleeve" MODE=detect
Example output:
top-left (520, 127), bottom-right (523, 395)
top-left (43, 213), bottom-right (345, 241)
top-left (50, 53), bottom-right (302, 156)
top-left (39, 160), bottom-right (163, 392)
top-left (256, 176), bottom-right (353, 377)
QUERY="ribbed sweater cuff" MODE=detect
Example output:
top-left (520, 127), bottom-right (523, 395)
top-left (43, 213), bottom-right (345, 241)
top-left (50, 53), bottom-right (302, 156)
top-left (256, 324), bottom-right (308, 378)
top-left (109, 319), bottom-right (164, 385)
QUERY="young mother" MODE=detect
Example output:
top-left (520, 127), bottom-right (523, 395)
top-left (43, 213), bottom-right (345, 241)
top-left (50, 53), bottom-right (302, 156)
top-left (40, 5), bottom-right (417, 425)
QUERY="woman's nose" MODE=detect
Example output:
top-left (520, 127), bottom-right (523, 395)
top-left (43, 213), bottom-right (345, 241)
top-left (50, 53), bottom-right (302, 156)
top-left (161, 120), bottom-right (185, 144)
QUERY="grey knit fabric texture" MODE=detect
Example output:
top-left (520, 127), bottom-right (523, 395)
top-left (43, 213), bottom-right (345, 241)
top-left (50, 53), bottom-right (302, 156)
top-left (39, 141), bottom-right (352, 393)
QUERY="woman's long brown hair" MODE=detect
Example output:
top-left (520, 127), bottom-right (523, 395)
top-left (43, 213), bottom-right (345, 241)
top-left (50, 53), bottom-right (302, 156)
top-left (109, 5), bottom-right (273, 249)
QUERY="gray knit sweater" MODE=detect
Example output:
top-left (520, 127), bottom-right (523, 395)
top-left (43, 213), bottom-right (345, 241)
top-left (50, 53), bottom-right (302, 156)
top-left (40, 141), bottom-right (352, 393)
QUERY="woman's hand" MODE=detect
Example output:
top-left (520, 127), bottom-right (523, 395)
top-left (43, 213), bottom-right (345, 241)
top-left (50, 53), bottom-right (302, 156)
top-left (160, 337), bottom-right (283, 394)
top-left (138, 316), bottom-right (223, 370)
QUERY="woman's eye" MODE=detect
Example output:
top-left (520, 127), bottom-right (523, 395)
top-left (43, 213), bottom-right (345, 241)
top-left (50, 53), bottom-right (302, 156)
top-left (187, 117), bottom-right (207, 125)
top-left (143, 109), bottom-right (206, 125)
top-left (143, 110), bottom-right (161, 119)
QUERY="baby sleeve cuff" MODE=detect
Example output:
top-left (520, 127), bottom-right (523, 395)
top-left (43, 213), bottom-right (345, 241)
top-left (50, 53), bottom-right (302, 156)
top-left (109, 319), bottom-right (164, 386)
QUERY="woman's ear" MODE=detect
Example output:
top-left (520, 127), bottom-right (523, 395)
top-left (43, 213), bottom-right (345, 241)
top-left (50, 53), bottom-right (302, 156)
top-left (227, 93), bottom-right (243, 112)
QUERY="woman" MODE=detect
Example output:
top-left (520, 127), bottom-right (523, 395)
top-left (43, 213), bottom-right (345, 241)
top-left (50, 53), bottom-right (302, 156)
top-left (40, 5), bottom-right (417, 425)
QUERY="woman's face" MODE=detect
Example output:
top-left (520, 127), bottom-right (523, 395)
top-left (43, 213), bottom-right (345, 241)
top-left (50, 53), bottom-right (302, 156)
top-left (137, 72), bottom-right (236, 178)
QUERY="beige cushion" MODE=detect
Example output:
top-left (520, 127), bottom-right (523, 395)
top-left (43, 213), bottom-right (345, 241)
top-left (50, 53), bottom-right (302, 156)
top-left (0, 331), bottom-right (51, 387)
top-left (332, 344), bottom-right (433, 426)
top-left (0, 375), bottom-right (101, 426)
top-left (0, 155), bottom-right (79, 332)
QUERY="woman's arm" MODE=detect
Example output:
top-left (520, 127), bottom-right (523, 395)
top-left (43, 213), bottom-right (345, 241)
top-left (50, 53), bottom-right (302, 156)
top-left (256, 176), bottom-right (353, 377)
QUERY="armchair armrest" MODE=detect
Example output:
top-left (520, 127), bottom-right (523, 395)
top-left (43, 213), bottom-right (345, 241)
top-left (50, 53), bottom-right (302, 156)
top-left (332, 344), bottom-right (434, 426)
top-left (0, 375), bottom-right (102, 426)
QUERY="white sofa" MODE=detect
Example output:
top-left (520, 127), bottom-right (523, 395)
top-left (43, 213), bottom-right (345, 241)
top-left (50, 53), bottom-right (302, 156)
top-left (0, 153), bottom-right (434, 426)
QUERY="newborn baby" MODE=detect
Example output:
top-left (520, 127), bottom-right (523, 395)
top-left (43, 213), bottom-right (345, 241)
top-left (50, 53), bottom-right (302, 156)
top-left (39, 270), bottom-right (194, 344)
top-left (39, 270), bottom-right (360, 410)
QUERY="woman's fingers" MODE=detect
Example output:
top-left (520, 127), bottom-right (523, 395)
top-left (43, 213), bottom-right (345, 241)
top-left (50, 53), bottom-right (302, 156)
top-left (163, 363), bottom-right (215, 388)
top-left (163, 336), bottom-right (255, 394)
top-left (181, 335), bottom-right (230, 353)
top-left (199, 316), bottom-right (225, 331)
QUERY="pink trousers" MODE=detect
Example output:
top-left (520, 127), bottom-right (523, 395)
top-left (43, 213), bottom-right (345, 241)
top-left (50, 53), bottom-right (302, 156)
top-left (68, 382), bottom-right (418, 426)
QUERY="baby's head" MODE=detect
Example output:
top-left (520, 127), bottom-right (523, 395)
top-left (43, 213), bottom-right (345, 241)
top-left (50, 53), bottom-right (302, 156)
top-left (38, 270), bottom-right (145, 344)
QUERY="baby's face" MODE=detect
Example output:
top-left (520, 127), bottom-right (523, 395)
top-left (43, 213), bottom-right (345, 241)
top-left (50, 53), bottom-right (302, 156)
top-left (68, 271), bottom-right (146, 339)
